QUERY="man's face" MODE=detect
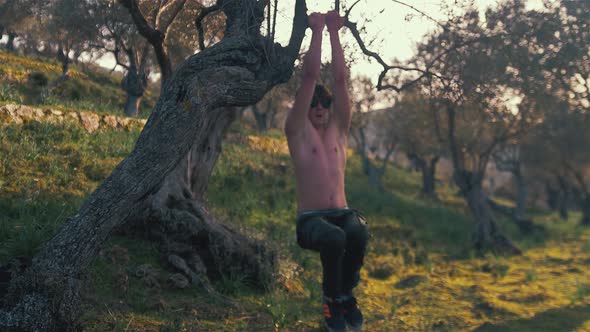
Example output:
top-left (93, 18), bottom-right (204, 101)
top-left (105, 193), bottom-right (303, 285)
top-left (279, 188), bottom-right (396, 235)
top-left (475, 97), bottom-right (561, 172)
top-left (309, 103), bottom-right (330, 128)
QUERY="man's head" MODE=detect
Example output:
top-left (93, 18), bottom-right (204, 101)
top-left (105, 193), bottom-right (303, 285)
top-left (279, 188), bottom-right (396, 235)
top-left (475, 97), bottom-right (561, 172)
top-left (309, 84), bottom-right (332, 128)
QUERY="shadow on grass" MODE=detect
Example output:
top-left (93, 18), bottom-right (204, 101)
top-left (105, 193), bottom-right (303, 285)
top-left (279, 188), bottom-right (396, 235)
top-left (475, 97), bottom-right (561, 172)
top-left (472, 305), bottom-right (590, 332)
top-left (345, 159), bottom-right (554, 260)
top-left (347, 173), bottom-right (476, 258)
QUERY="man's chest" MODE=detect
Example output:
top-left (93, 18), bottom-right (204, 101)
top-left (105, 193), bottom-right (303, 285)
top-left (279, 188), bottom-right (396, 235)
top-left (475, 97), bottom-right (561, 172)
top-left (292, 132), bottom-right (347, 165)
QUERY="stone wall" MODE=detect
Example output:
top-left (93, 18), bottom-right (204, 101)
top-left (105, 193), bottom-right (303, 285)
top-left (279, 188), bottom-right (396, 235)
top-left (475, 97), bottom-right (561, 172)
top-left (0, 103), bottom-right (146, 133)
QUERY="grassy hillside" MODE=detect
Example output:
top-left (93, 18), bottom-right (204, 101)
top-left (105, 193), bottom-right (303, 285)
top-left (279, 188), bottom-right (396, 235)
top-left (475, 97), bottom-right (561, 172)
top-left (0, 50), bottom-right (157, 116)
top-left (1, 53), bottom-right (590, 331)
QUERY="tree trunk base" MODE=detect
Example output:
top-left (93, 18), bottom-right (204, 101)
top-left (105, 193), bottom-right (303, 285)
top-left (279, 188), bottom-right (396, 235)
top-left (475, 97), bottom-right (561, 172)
top-left (126, 197), bottom-right (278, 293)
top-left (0, 268), bottom-right (81, 331)
top-left (419, 190), bottom-right (439, 201)
top-left (473, 232), bottom-right (522, 256)
top-left (0, 198), bottom-right (278, 331)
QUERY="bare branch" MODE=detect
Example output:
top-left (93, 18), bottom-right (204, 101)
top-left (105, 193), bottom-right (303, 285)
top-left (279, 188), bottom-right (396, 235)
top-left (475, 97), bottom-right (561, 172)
top-left (390, 0), bottom-right (447, 31)
top-left (112, 47), bottom-right (130, 70)
top-left (195, 4), bottom-right (220, 51)
top-left (119, 0), bottom-right (165, 45)
top-left (155, 0), bottom-right (175, 29)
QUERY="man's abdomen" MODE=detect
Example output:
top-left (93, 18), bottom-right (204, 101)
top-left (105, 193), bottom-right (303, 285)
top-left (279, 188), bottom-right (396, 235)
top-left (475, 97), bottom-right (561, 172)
top-left (295, 168), bottom-right (347, 212)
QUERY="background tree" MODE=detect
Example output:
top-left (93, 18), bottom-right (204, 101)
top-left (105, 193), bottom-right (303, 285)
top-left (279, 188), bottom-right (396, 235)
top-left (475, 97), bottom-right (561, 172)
top-left (34, 0), bottom-right (100, 98)
top-left (248, 83), bottom-right (289, 131)
top-left (491, 143), bottom-right (528, 218)
top-left (0, 0), bottom-right (36, 52)
top-left (393, 88), bottom-right (444, 199)
top-left (118, 0), bottom-right (193, 88)
top-left (402, 1), bottom-right (554, 253)
top-left (92, 0), bottom-right (154, 116)
top-left (349, 75), bottom-right (395, 191)
top-left (525, 110), bottom-right (590, 225)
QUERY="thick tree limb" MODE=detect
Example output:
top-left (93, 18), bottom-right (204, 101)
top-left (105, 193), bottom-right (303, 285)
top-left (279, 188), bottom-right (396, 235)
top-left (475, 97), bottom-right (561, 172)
top-left (119, 0), bottom-right (164, 45)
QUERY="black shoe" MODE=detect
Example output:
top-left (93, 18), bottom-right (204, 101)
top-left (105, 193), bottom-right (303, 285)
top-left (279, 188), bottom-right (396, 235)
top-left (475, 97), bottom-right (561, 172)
top-left (341, 295), bottom-right (363, 331)
top-left (323, 296), bottom-right (346, 332)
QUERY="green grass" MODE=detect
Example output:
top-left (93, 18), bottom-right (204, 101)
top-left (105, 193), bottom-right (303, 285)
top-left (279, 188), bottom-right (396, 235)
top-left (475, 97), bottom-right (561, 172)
top-left (0, 50), bottom-right (157, 117)
top-left (1, 52), bottom-right (590, 330)
top-left (2, 114), bottom-right (590, 331)
top-left (0, 119), bottom-right (141, 262)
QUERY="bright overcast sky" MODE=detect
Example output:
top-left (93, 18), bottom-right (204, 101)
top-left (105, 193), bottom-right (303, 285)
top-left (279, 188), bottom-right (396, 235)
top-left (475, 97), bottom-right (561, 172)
top-left (272, 0), bottom-right (545, 80)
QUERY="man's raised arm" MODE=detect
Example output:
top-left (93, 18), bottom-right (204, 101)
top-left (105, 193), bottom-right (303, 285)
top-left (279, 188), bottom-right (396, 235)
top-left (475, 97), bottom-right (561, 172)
top-left (285, 13), bottom-right (325, 137)
top-left (326, 10), bottom-right (351, 133)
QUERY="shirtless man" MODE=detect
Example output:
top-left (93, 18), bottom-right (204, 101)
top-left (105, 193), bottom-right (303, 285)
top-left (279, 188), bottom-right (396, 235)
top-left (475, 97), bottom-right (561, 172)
top-left (285, 11), bottom-right (368, 332)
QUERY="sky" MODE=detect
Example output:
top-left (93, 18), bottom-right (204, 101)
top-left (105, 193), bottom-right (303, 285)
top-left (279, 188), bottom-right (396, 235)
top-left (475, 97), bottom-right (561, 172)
top-left (272, 0), bottom-right (546, 80)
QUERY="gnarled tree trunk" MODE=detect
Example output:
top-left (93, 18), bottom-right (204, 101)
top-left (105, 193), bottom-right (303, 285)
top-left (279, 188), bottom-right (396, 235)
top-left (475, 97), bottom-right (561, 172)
top-left (446, 102), bottom-right (520, 255)
top-left (453, 171), bottom-right (521, 256)
top-left (408, 153), bottom-right (439, 199)
top-left (0, 0), bottom-right (307, 330)
top-left (129, 107), bottom-right (277, 292)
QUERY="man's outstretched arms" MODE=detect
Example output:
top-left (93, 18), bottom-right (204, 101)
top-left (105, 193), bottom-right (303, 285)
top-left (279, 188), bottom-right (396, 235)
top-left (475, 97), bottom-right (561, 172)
top-left (326, 10), bottom-right (351, 134)
top-left (285, 13), bottom-right (324, 138)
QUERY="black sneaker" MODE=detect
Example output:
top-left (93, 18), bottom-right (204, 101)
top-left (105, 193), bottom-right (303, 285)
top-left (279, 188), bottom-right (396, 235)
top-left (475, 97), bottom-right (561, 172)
top-left (341, 295), bottom-right (363, 331)
top-left (323, 296), bottom-right (346, 332)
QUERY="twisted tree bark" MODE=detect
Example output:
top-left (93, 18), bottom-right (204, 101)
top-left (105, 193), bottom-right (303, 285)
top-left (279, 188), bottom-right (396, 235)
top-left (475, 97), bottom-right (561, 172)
top-left (0, 0), bottom-right (308, 330)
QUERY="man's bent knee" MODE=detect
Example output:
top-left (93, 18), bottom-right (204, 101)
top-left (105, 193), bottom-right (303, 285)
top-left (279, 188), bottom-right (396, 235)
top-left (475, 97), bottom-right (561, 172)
top-left (345, 221), bottom-right (368, 250)
top-left (319, 228), bottom-right (346, 253)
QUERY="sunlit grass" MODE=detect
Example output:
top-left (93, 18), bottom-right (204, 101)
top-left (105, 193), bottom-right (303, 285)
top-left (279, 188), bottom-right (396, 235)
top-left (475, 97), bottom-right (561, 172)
top-left (0, 50), bottom-right (157, 117)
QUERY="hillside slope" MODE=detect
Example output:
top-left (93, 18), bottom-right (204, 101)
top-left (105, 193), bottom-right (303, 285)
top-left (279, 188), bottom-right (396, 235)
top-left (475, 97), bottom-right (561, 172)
top-left (0, 51), bottom-right (157, 116)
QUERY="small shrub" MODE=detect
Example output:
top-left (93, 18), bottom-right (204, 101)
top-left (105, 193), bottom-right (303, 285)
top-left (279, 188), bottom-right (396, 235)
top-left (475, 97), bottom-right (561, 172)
top-left (27, 71), bottom-right (48, 87)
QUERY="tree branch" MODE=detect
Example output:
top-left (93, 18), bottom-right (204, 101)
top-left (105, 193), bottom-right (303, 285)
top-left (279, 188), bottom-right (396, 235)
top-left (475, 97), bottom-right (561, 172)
top-left (195, 4), bottom-right (220, 51)
top-left (390, 0), bottom-right (447, 31)
top-left (285, 0), bottom-right (307, 58)
top-left (119, 0), bottom-right (164, 46)
top-left (271, 0), bottom-right (278, 43)
top-left (162, 0), bottom-right (188, 36)
top-left (112, 47), bottom-right (130, 70)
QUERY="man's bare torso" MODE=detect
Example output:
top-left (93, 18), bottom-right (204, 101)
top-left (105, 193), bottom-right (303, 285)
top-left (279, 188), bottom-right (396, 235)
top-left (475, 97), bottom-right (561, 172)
top-left (287, 122), bottom-right (348, 212)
